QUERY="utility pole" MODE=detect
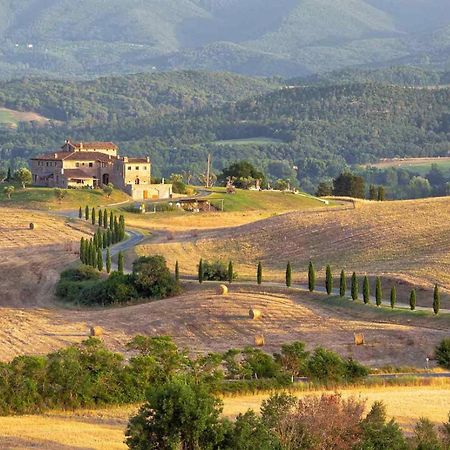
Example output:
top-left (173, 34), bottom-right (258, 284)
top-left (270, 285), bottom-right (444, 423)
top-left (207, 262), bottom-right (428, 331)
top-left (206, 153), bottom-right (211, 188)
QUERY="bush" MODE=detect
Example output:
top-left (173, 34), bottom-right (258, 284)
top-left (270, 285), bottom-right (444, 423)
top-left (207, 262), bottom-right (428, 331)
top-left (202, 260), bottom-right (236, 282)
top-left (132, 256), bottom-right (180, 299)
top-left (436, 338), bottom-right (450, 369)
top-left (55, 279), bottom-right (96, 303)
top-left (60, 265), bottom-right (100, 282)
top-left (171, 180), bottom-right (188, 194)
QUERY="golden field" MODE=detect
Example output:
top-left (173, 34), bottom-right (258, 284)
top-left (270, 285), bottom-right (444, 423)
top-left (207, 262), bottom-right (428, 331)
top-left (0, 384), bottom-right (448, 449)
top-left (137, 197), bottom-right (450, 307)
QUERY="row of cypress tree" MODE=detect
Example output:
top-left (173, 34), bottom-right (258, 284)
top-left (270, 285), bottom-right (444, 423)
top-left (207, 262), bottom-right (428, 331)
top-left (192, 258), bottom-right (442, 315)
top-left (78, 206), bottom-right (126, 241)
top-left (79, 238), bottom-right (125, 275)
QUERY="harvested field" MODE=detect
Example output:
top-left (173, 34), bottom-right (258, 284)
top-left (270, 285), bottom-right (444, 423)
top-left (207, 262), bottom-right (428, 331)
top-left (0, 208), bottom-right (92, 307)
top-left (137, 197), bottom-right (450, 307)
top-left (0, 285), bottom-right (448, 367)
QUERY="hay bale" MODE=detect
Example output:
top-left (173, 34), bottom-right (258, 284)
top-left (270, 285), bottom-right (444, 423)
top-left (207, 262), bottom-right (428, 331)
top-left (249, 308), bottom-right (262, 320)
top-left (354, 333), bottom-right (365, 346)
top-left (217, 284), bottom-right (229, 295)
top-left (254, 335), bottom-right (265, 347)
top-left (90, 326), bottom-right (104, 337)
top-left (29, 222), bottom-right (35, 230)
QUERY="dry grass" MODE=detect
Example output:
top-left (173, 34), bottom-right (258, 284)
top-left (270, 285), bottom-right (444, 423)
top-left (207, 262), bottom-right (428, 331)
top-left (0, 207), bottom-right (92, 307)
top-left (0, 284), bottom-right (448, 367)
top-left (0, 384), bottom-right (448, 449)
top-left (137, 197), bottom-right (450, 307)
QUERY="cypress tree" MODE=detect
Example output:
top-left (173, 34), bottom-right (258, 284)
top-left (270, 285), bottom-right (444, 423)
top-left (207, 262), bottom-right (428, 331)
top-left (102, 231), bottom-right (107, 249)
top-left (368, 185), bottom-right (377, 200)
top-left (85, 205), bottom-right (89, 221)
top-left (409, 289), bottom-right (416, 311)
top-left (308, 261), bottom-right (315, 292)
top-left (175, 260), bottom-right (180, 282)
top-left (339, 270), bottom-right (346, 297)
top-left (351, 272), bottom-right (359, 301)
top-left (91, 208), bottom-right (96, 226)
top-left (119, 215), bottom-right (125, 241)
top-left (90, 241), bottom-right (96, 268)
top-left (109, 211), bottom-right (114, 231)
top-left (93, 233), bottom-right (98, 250)
top-left (390, 286), bottom-right (396, 309)
top-left (325, 265), bottom-right (333, 295)
top-left (79, 237), bottom-right (84, 262)
top-left (228, 261), bottom-right (234, 284)
top-left (106, 248), bottom-right (111, 274)
top-left (363, 275), bottom-right (370, 304)
top-left (6, 167), bottom-right (11, 181)
top-left (98, 209), bottom-right (103, 227)
top-left (198, 259), bottom-right (204, 284)
top-left (97, 248), bottom-right (103, 272)
top-left (377, 186), bottom-right (385, 201)
top-left (433, 284), bottom-right (440, 315)
top-left (286, 262), bottom-right (292, 288)
top-left (375, 277), bottom-right (382, 307)
top-left (78, 207), bottom-right (82, 219)
top-left (103, 209), bottom-right (108, 229)
top-left (257, 262), bottom-right (262, 285)
top-left (118, 251), bottom-right (124, 275)
top-left (107, 229), bottom-right (112, 247)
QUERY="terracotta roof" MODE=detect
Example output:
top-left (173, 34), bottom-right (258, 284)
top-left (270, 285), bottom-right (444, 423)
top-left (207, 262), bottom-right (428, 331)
top-left (32, 151), bottom-right (117, 162)
top-left (63, 169), bottom-right (95, 180)
top-left (126, 158), bottom-right (150, 163)
top-left (65, 141), bottom-right (118, 150)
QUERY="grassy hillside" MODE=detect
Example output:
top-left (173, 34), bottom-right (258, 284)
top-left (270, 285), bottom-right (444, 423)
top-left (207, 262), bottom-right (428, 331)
top-left (138, 197), bottom-right (450, 295)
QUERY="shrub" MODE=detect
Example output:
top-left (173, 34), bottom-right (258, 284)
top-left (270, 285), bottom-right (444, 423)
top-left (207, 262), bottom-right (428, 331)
top-left (435, 338), bottom-right (450, 369)
top-left (171, 180), bottom-right (188, 194)
top-left (132, 256), bottom-right (180, 299)
top-left (201, 260), bottom-right (236, 282)
top-left (60, 265), bottom-right (100, 282)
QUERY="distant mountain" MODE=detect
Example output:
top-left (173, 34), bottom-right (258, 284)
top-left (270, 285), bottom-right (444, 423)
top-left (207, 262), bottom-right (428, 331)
top-left (0, 0), bottom-right (449, 78)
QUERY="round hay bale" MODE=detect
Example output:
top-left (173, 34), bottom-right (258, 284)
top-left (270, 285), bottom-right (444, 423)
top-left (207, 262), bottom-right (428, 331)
top-left (217, 284), bottom-right (229, 295)
top-left (29, 222), bottom-right (35, 230)
top-left (249, 308), bottom-right (262, 320)
top-left (354, 333), bottom-right (365, 346)
top-left (90, 326), bottom-right (104, 337)
top-left (254, 335), bottom-right (265, 347)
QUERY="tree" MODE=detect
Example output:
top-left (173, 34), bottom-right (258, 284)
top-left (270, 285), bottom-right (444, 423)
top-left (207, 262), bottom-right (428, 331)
top-left (103, 183), bottom-right (114, 198)
top-left (409, 289), bottom-right (417, 311)
top-left (175, 260), bottom-right (180, 282)
top-left (132, 256), bottom-right (179, 299)
top-left (413, 418), bottom-right (442, 450)
top-left (125, 380), bottom-right (225, 450)
top-left (308, 261), bottom-right (315, 292)
top-left (6, 167), bottom-right (11, 181)
top-left (228, 261), bottom-right (234, 284)
top-left (325, 265), bottom-right (333, 295)
top-left (91, 208), bottom-right (96, 225)
top-left (15, 168), bottom-right (32, 189)
top-left (377, 186), bottom-right (385, 201)
top-left (109, 211), bottom-right (114, 231)
top-left (54, 188), bottom-right (66, 203)
top-left (78, 207), bottom-right (82, 219)
top-left (369, 184), bottom-right (377, 200)
top-left (198, 259), bottom-right (204, 284)
top-left (286, 262), bottom-right (292, 287)
top-left (97, 248), bottom-right (103, 272)
top-left (375, 277), bottom-right (382, 307)
top-left (363, 276), bottom-right (370, 304)
top-left (79, 237), bottom-right (85, 263)
top-left (102, 231), bottom-right (107, 249)
top-left (107, 229), bottom-right (112, 247)
top-left (315, 181), bottom-right (333, 197)
top-left (118, 251), bottom-right (124, 275)
top-left (275, 342), bottom-right (309, 377)
top-left (98, 209), bottom-right (103, 227)
top-left (340, 270), bottom-right (346, 297)
top-left (333, 172), bottom-right (365, 198)
top-left (351, 272), bottom-right (359, 301)
top-left (220, 161), bottom-right (264, 189)
top-left (3, 185), bottom-right (14, 199)
top-left (390, 286), bottom-right (396, 309)
top-left (257, 262), bottom-right (262, 285)
top-left (106, 248), bottom-right (111, 274)
top-left (103, 209), bottom-right (108, 229)
top-left (435, 338), bottom-right (450, 369)
top-left (433, 284), bottom-right (440, 315)
top-left (85, 205), bottom-right (89, 221)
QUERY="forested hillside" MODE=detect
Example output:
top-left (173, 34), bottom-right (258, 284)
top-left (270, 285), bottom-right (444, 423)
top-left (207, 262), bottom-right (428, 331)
top-left (0, 0), bottom-right (449, 78)
top-left (1, 72), bottom-right (449, 192)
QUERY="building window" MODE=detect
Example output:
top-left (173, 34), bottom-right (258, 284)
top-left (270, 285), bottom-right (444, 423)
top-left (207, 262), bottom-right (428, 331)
top-left (89, 162), bottom-right (93, 168)
top-left (136, 166), bottom-right (139, 170)
top-left (128, 166), bottom-right (132, 170)
top-left (143, 166), bottom-right (147, 170)
top-left (76, 162), bottom-right (80, 167)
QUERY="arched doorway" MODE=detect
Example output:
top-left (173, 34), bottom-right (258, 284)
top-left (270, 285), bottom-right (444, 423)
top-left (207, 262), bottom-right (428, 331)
top-left (135, 177), bottom-right (140, 185)
top-left (102, 174), bottom-right (109, 185)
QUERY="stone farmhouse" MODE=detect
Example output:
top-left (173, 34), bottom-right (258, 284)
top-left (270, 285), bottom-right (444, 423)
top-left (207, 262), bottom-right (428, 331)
top-left (30, 140), bottom-right (172, 200)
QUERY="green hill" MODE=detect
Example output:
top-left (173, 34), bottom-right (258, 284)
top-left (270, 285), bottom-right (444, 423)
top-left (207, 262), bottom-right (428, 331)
top-left (0, 0), bottom-right (449, 78)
